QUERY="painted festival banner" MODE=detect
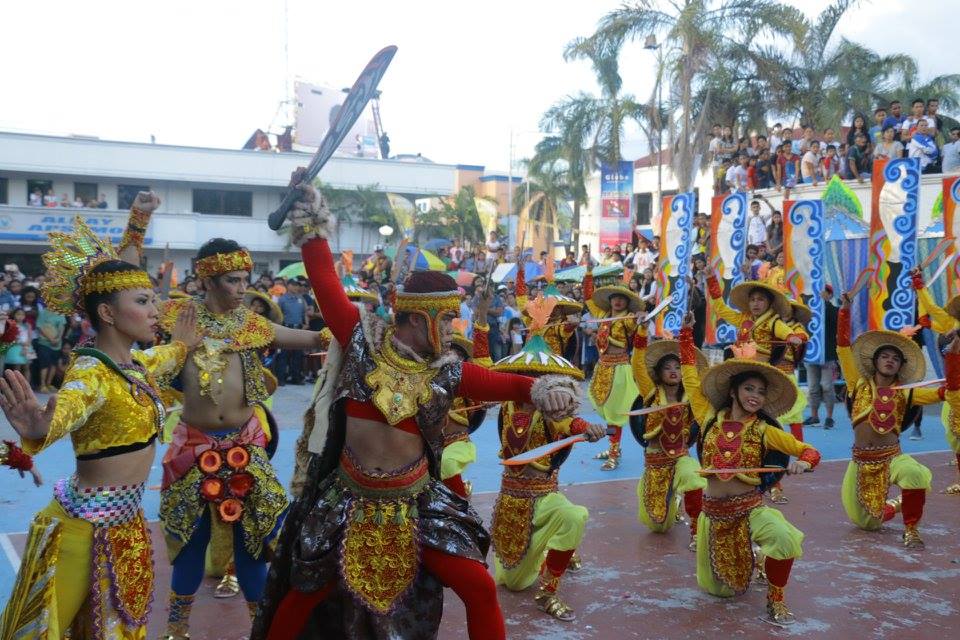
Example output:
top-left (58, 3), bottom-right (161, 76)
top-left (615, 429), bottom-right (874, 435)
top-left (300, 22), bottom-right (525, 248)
top-left (867, 157), bottom-right (920, 331)
top-left (656, 192), bottom-right (696, 335)
top-left (599, 161), bottom-right (634, 250)
top-left (943, 175), bottom-right (960, 295)
top-left (706, 192), bottom-right (747, 345)
top-left (782, 199), bottom-right (825, 364)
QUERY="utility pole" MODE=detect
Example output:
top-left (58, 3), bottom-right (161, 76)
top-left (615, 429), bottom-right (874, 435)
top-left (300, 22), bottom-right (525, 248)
top-left (645, 35), bottom-right (663, 225)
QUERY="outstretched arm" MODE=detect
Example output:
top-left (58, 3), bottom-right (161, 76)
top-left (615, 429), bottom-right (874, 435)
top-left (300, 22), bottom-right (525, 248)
top-left (117, 191), bottom-right (159, 265)
top-left (912, 269), bottom-right (958, 333)
top-left (458, 363), bottom-right (580, 421)
top-left (631, 321), bottom-right (655, 397)
top-left (298, 235), bottom-right (359, 346)
top-left (678, 319), bottom-right (714, 426)
top-left (706, 274), bottom-right (743, 326)
top-left (836, 294), bottom-right (860, 395)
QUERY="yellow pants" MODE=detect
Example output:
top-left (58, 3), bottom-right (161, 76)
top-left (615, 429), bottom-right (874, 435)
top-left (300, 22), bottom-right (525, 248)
top-left (841, 453), bottom-right (932, 530)
top-left (942, 404), bottom-right (960, 454)
top-left (637, 455), bottom-right (707, 533)
top-left (494, 492), bottom-right (588, 591)
top-left (440, 439), bottom-right (477, 481)
top-left (778, 372), bottom-right (806, 425)
top-left (589, 362), bottom-right (639, 426)
top-left (0, 500), bottom-right (148, 639)
top-left (696, 505), bottom-right (803, 597)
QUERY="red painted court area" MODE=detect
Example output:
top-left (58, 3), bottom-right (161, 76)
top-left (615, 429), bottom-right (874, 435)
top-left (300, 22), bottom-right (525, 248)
top-left (10, 452), bottom-right (959, 639)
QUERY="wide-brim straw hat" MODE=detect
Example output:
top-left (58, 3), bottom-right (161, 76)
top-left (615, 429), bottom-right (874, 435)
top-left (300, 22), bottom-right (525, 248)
top-left (492, 334), bottom-right (584, 380)
top-left (851, 330), bottom-right (924, 384)
top-left (789, 301), bottom-right (812, 326)
top-left (645, 339), bottom-right (708, 381)
top-left (700, 358), bottom-right (797, 417)
top-left (944, 294), bottom-right (960, 320)
top-left (243, 290), bottom-right (283, 324)
top-left (729, 281), bottom-right (791, 319)
top-left (591, 284), bottom-right (644, 313)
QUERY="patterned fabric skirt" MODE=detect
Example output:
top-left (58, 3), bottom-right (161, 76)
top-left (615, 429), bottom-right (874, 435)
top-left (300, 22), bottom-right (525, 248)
top-left (0, 477), bottom-right (151, 640)
top-left (841, 445), bottom-right (931, 530)
top-left (637, 452), bottom-right (706, 532)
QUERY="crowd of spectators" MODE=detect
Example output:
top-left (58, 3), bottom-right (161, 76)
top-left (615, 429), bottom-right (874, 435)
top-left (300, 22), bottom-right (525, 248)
top-left (710, 98), bottom-right (960, 197)
top-left (27, 187), bottom-right (109, 209)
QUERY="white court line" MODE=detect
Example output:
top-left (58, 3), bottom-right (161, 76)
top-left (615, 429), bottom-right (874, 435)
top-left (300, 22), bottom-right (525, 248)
top-left (0, 533), bottom-right (21, 570)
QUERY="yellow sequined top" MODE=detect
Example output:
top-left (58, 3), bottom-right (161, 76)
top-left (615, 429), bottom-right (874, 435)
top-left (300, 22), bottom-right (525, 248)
top-left (682, 359), bottom-right (815, 485)
top-left (22, 342), bottom-right (188, 456)
top-left (630, 331), bottom-right (696, 451)
top-left (764, 266), bottom-right (786, 290)
top-left (837, 340), bottom-right (941, 435)
top-left (498, 402), bottom-right (586, 473)
top-left (709, 300), bottom-right (806, 365)
top-left (916, 286), bottom-right (959, 333)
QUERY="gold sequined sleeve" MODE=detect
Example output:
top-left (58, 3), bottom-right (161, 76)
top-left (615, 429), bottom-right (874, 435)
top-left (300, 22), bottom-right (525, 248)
top-left (710, 296), bottom-right (743, 327)
top-left (679, 328), bottom-right (714, 427)
top-left (912, 386), bottom-right (945, 407)
top-left (21, 356), bottom-right (106, 455)
top-left (135, 341), bottom-right (189, 389)
top-left (631, 326), bottom-right (655, 398)
top-left (916, 286), bottom-right (957, 334)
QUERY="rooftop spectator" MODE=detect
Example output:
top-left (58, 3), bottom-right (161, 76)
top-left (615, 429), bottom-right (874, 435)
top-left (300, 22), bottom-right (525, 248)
top-left (848, 133), bottom-right (873, 183)
top-left (874, 125), bottom-right (904, 160)
top-left (869, 108), bottom-right (886, 144)
top-left (801, 140), bottom-right (822, 186)
top-left (28, 188), bottom-right (42, 207)
top-left (906, 118), bottom-right (939, 173)
top-left (43, 189), bottom-right (58, 207)
top-left (846, 114), bottom-right (869, 147)
top-left (943, 127), bottom-right (960, 173)
top-left (881, 100), bottom-right (906, 135)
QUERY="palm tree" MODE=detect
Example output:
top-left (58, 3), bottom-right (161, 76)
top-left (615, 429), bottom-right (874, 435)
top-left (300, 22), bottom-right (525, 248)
top-left (514, 154), bottom-right (576, 254)
top-left (541, 39), bottom-right (650, 246)
top-left (569, 0), bottom-right (803, 191)
top-left (416, 186), bottom-right (485, 246)
top-left (748, 1), bottom-right (917, 130)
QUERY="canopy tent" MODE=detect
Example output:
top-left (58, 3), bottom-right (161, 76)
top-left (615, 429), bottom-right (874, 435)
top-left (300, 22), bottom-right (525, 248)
top-left (553, 263), bottom-right (624, 283)
top-left (277, 261), bottom-right (306, 279)
top-left (490, 260), bottom-right (544, 284)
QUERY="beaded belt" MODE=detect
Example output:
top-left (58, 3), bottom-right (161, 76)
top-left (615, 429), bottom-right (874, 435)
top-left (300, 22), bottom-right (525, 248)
top-left (337, 448), bottom-right (429, 500)
top-left (852, 443), bottom-right (901, 464)
top-left (702, 491), bottom-right (763, 522)
top-left (499, 471), bottom-right (558, 498)
top-left (645, 449), bottom-right (684, 467)
top-left (443, 431), bottom-right (471, 447)
top-left (599, 352), bottom-right (630, 365)
top-left (54, 475), bottom-right (145, 527)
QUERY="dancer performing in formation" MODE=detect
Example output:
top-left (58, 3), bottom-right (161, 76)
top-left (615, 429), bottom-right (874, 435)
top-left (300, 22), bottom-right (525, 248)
top-left (0, 215), bottom-right (199, 639)
top-left (158, 233), bottom-right (328, 639)
top-left (836, 291), bottom-right (942, 548)
top-left (679, 315), bottom-right (821, 626)
top-left (583, 267), bottom-right (643, 469)
top-left (515, 261), bottom-right (583, 358)
top-left (912, 270), bottom-right (960, 493)
top-left (630, 320), bottom-right (708, 549)
top-left (490, 313), bottom-right (605, 621)
top-left (706, 276), bottom-right (808, 502)
top-left (253, 170), bottom-right (580, 640)
top-left (440, 292), bottom-right (493, 499)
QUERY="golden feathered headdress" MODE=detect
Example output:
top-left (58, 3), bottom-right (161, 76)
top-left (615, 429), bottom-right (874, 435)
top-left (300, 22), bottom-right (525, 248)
top-left (41, 217), bottom-right (151, 314)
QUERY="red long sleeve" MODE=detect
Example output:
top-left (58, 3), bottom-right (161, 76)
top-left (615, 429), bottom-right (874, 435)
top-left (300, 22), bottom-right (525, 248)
top-left (946, 352), bottom-right (960, 391)
top-left (678, 326), bottom-right (697, 364)
top-left (837, 307), bottom-right (851, 347)
top-left (301, 238), bottom-right (360, 346)
top-left (582, 272), bottom-right (594, 301)
top-left (458, 362), bottom-right (534, 404)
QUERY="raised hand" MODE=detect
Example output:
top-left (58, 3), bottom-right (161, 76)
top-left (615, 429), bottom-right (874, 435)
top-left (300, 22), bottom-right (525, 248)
top-left (171, 303), bottom-right (201, 348)
top-left (132, 191), bottom-right (161, 213)
top-left (0, 370), bottom-right (56, 441)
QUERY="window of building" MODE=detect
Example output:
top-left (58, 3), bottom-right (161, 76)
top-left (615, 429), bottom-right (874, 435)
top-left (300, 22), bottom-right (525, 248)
top-left (74, 182), bottom-right (98, 206)
top-left (26, 179), bottom-right (53, 206)
top-left (634, 193), bottom-right (652, 226)
top-left (118, 184), bottom-right (150, 210)
top-left (0, 177), bottom-right (7, 205)
top-left (193, 189), bottom-right (253, 216)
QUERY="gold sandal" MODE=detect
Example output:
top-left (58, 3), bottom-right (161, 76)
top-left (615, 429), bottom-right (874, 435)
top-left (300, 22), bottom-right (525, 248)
top-left (535, 590), bottom-right (576, 621)
top-left (764, 599), bottom-right (796, 626)
top-left (903, 525), bottom-right (924, 549)
top-left (214, 574), bottom-right (240, 598)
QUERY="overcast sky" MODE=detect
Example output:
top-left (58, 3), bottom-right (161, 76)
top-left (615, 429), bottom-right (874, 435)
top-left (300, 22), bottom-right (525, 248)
top-left (2, 1), bottom-right (955, 171)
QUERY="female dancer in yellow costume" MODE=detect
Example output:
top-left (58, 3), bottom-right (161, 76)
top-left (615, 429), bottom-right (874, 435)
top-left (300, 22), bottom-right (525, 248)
top-left (583, 268), bottom-right (643, 469)
top-left (912, 268), bottom-right (960, 493)
top-left (705, 277), bottom-right (808, 503)
top-left (0, 215), bottom-right (199, 639)
top-left (679, 315), bottom-right (820, 626)
top-left (837, 291), bottom-right (942, 548)
top-left (489, 329), bottom-right (605, 621)
top-left (630, 322), bottom-right (708, 549)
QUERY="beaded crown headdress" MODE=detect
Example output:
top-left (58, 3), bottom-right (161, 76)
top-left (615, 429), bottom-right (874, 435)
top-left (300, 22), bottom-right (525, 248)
top-left (41, 217), bottom-right (152, 314)
top-left (195, 250), bottom-right (253, 279)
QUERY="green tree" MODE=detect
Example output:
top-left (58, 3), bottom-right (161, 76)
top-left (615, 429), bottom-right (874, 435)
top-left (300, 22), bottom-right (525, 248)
top-left (416, 186), bottom-right (486, 246)
top-left (569, 0), bottom-right (803, 190)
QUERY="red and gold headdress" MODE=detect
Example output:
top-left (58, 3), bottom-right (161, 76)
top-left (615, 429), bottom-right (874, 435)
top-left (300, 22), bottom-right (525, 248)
top-left (195, 250), bottom-right (253, 279)
top-left (395, 271), bottom-right (461, 356)
top-left (41, 217), bottom-right (152, 314)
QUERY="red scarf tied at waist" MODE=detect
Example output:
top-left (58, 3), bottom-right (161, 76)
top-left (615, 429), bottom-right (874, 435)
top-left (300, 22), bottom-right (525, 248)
top-left (162, 414), bottom-right (268, 490)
